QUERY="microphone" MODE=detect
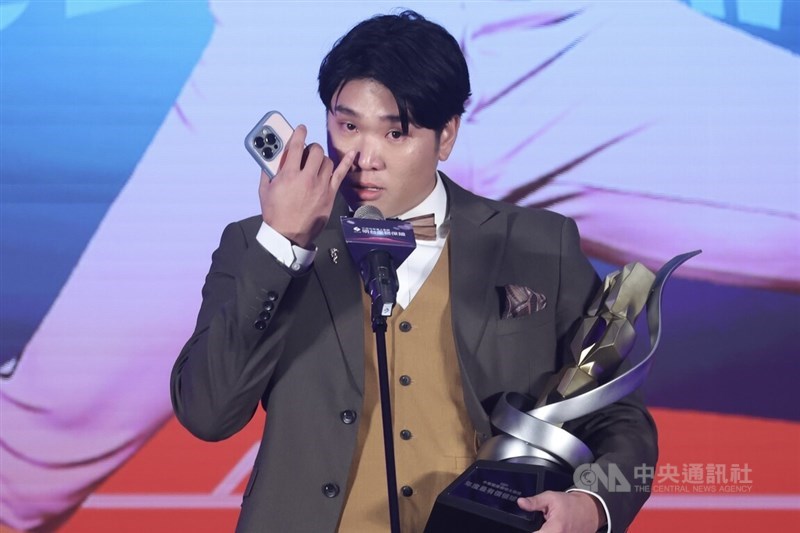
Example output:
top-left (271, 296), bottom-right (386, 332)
top-left (341, 206), bottom-right (416, 321)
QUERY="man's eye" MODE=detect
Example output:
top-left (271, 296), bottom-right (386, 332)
top-left (388, 131), bottom-right (403, 139)
top-left (344, 123), bottom-right (356, 131)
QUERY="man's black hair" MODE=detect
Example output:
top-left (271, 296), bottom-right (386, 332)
top-left (318, 10), bottom-right (471, 133)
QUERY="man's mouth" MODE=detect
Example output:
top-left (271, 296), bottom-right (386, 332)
top-left (349, 181), bottom-right (384, 200)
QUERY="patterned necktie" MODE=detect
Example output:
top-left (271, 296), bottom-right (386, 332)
top-left (404, 213), bottom-right (437, 241)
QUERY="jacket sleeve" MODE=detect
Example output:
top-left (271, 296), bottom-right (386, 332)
top-left (556, 217), bottom-right (658, 532)
top-left (170, 219), bottom-right (302, 441)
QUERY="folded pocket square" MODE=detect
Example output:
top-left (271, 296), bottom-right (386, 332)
top-left (501, 284), bottom-right (547, 318)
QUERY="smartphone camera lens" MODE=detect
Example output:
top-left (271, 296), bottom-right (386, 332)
top-left (262, 148), bottom-right (274, 159)
top-left (266, 133), bottom-right (277, 145)
top-left (253, 136), bottom-right (265, 148)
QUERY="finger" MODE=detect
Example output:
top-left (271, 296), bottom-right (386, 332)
top-left (301, 143), bottom-right (324, 172)
top-left (518, 492), bottom-right (550, 512)
top-left (283, 124), bottom-right (308, 169)
top-left (318, 157), bottom-right (334, 182)
top-left (519, 496), bottom-right (549, 533)
top-left (517, 497), bottom-right (537, 512)
top-left (331, 150), bottom-right (356, 189)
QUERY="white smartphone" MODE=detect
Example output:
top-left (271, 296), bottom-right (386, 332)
top-left (244, 111), bottom-right (295, 179)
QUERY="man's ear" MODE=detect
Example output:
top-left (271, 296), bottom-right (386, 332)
top-left (437, 115), bottom-right (461, 162)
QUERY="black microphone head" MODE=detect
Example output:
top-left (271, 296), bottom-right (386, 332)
top-left (354, 205), bottom-right (384, 221)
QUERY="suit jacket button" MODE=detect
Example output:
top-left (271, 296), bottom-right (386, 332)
top-left (401, 485), bottom-right (413, 497)
top-left (400, 429), bottom-right (412, 440)
top-left (253, 320), bottom-right (267, 330)
top-left (399, 321), bottom-right (412, 332)
top-left (340, 410), bottom-right (357, 424)
top-left (266, 291), bottom-right (279, 302)
top-left (322, 483), bottom-right (340, 498)
top-left (399, 375), bottom-right (411, 386)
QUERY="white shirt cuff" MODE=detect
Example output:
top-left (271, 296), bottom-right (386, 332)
top-left (256, 221), bottom-right (316, 272)
top-left (566, 488), bottom-right (611, 533)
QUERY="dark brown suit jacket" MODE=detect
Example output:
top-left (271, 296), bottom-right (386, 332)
top-left (171, 175), bottom-right (657, 532)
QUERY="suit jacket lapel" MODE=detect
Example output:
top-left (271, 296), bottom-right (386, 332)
top-left (443, 174), bottom-right (508, 434)
top-left (313, 195), bottom-right (366, 395)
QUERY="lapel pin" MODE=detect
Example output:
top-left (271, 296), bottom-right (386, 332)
top-left (329, 248), bottom-right (339, 264)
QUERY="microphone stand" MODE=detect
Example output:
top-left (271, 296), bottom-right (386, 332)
top-left (364, 251), bottom-right (402, 533)
top-left (371, 312), bottom-right (402, 533)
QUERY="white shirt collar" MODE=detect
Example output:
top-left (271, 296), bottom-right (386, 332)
top-left (396, 171), bottom-right (448, 238)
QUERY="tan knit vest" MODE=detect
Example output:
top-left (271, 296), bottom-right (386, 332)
top-left (337, 243), bottom-right (477, 532)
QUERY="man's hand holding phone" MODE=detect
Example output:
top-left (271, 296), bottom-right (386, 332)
top-left (258, 124), bottom-right (355, 249)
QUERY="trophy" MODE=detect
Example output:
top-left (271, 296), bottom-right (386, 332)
top-left (425, 251), bottom-right (701, 533)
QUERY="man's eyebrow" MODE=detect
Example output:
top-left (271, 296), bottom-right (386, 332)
top-left (333, 104), bottom-right (402, 124)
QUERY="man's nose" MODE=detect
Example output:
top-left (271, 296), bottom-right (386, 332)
top-left (354, 136), bottom-right (384, 170)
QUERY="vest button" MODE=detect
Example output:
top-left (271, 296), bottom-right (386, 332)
top-left (253, 320), bottom-right (267, 330)
top-left (266, 291), bottom-right (279, 302)
top-left (259, 310), bottom-right (271, 321)
top-left (399, 375), bottom-right (412, 386)
top-left (400, 429), bottom-right (412, 440)
top-left (401, 485), bottom-right (414, 497)
top-left (322, 483), bottom-right (340, 498)
top-left (262, 300), bottom-right (275, 312)
top-left (399, 321), bottom-right (412, 332)
top-left (340, 410), bottom-right (357, 424)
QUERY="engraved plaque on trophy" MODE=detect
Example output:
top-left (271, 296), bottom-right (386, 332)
top-left (425, 460), bottom-right (573, 532)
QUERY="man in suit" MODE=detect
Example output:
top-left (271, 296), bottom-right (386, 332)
top-left (171, 11), bottom-right (656, 532)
